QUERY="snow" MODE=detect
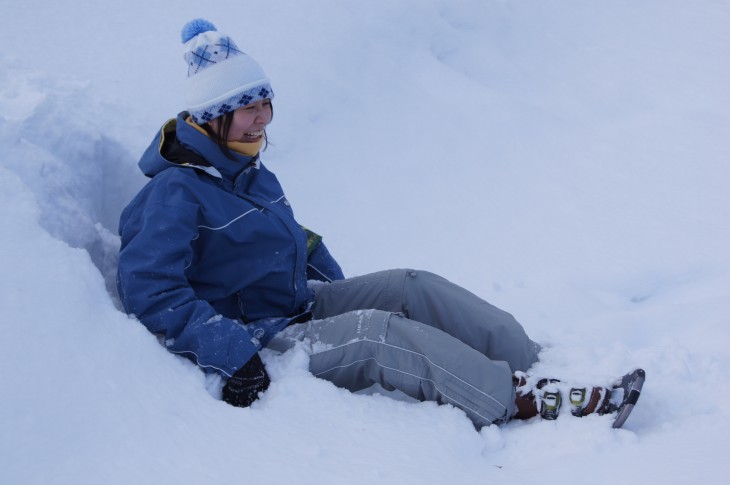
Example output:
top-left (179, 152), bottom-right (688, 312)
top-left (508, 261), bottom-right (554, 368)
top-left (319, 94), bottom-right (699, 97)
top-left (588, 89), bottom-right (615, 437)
top-left (1, 0), bottom-right (729, 483)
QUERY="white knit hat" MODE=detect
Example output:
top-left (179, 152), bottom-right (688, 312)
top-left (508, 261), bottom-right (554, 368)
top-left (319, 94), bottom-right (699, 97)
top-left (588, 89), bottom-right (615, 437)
top-left (181, 19), bottom-right (274, 124)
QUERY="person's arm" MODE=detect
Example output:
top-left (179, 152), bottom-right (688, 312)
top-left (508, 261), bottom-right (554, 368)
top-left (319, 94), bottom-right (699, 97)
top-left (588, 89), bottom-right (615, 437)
top-left (302, 227), bottom-right (344, 282)
top-left (117, 200), bottom-right (260, 378)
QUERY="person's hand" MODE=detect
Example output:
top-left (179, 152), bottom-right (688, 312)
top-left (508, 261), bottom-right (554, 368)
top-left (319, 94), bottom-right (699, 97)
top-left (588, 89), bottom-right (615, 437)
top-left (221, 353), bottom-right (271, 408)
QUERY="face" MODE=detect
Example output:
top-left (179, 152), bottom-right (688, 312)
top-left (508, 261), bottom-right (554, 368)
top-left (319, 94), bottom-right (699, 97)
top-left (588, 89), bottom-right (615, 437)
top-left (212, 99), bottom-right (273, 142)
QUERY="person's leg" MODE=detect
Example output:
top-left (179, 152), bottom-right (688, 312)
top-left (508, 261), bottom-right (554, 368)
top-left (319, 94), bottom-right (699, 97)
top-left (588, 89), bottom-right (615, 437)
top-left (270, 309), bottom-right (515, 428)
top-left (311, 269), bottom-right (539, 371)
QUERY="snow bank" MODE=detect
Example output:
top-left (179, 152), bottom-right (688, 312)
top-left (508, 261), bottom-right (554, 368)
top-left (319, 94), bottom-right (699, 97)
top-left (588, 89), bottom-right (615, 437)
top-left (1, 0), bottom-right (729, 483)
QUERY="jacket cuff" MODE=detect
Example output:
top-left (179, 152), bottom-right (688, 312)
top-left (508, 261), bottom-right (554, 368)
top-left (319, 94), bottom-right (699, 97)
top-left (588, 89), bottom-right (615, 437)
top-left (224, 332), bottom-right (262, 377)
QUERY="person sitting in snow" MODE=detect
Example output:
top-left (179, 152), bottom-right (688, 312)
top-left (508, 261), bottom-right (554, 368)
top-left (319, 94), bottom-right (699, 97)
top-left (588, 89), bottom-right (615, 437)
top-left (117, 19), bottom-right (640, 429)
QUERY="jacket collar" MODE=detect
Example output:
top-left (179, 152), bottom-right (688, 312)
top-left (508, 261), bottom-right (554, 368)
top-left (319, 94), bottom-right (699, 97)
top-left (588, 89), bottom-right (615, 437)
top-left (174, 112), bottom-right (259, 182)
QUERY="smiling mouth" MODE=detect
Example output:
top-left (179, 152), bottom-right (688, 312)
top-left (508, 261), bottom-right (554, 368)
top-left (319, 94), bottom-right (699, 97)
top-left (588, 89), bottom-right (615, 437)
top-left (241, 131), bottom-right (263, 142)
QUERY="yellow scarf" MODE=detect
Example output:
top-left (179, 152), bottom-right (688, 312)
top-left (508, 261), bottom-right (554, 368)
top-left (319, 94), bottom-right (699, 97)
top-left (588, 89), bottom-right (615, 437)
top-left (185, 116), bottom-right (264, 157)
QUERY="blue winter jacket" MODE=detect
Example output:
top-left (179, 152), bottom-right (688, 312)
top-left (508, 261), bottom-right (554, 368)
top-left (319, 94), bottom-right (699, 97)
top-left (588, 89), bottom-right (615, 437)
top-left (117, 113), bottom-right (344, 377)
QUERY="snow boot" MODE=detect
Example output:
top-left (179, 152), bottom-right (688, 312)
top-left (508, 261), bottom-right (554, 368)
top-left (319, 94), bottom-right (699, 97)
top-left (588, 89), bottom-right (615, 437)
top-left (512, 373), bottom-right (563, 421)
top-left (537, 379), bottom-right (562, 420)
top-left (568, 385), bottom-right (611, 417)
top-left (512, 369), bottom-right (645, 427)
top-left (512, 372), bottom-right (539, 419)
top-left (607, 368), bottom-right (646, 428)
top-left (566, 369), bottom-right (645, 427)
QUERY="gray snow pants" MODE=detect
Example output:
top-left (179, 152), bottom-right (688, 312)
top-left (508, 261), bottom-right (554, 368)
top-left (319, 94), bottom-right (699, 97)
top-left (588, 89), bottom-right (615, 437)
top-left (270, 269), bottom-right (540, 427)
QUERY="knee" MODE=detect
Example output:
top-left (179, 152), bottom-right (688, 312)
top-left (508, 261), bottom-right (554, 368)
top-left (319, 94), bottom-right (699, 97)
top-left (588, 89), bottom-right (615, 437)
top-left (400, 269), bottom-right (447, 300)
top-left (402, 268), bottom-right (440, 286)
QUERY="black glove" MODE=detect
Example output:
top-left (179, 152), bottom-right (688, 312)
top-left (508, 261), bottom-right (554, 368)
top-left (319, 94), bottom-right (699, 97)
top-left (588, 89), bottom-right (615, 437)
top-left (222, 353), bottom-right (271, 408)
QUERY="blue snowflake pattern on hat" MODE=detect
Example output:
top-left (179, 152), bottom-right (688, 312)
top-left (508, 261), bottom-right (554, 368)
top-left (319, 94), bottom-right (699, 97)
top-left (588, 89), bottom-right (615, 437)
top-left (190, 84), bottom-right (275, 124)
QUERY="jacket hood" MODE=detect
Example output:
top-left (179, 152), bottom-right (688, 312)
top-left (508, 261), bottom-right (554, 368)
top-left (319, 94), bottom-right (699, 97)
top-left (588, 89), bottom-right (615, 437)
top-left (138, 112), bottom-right (258, 181)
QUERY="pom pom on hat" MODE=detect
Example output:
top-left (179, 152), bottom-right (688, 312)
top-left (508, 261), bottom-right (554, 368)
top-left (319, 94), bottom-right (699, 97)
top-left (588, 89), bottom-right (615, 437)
top-left (181, 19), bottom-right (218, 43)
top-left (180, 19), bottom-right (274, 124)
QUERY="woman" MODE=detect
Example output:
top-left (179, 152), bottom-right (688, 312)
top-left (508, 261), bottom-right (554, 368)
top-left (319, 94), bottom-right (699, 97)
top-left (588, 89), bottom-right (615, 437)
top-left (117, 19), bottom-right (627, 428)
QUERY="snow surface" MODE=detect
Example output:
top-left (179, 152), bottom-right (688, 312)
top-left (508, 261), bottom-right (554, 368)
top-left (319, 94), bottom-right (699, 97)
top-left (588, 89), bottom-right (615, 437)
top-left (2, 0), bottom-right (729, 483)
